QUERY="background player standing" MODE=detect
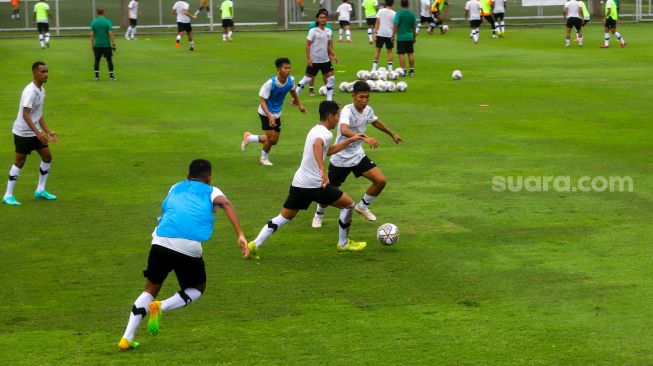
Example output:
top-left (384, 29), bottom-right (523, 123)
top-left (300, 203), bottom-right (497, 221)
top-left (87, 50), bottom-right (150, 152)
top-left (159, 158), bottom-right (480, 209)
top-left (90, 8), bottom-right (116, 80)
top-left (336, 0), bottom-right (353, 43)
top-left (125, 0), bottom-right (141, 40)
top-left (32, 0), bottom-right (52, 49)
top-left (221, 0), bottom-right (234, 42)
top-left (372, 0), bottom-right (396, 72)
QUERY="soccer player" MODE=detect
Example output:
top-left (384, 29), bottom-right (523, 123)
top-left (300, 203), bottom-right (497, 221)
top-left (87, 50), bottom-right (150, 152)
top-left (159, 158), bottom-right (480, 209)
top-left (311, 81), bottom-right (402, 228)
top-left (220, 0), bottom-right (234, 42)
top-left (297, 0), bottom-right (305, 18)
top-left (32, 0), bottom-right (52, 49)
top-left (247, 101), bottom-right (368, 259)
top-left (295, 9), bottom-right (339, 102)
top-left (336, 0), bottom-right (353, 43)
top-left (577, 0), bottom-right (590, 41)
top-left (479, 0), bottom-right (496, 38)
top-left (600, 0), bottom-right (626, 48)
top-left (90, 8), bottom-right (116, 81)
top-left (430, 0), bottom-right (448, 34)
top-left (394, 0), bottom-right (417, 76)
top-left (564, 0), bottom-right (583, 47)
top-left (125, 0), bottom-right (141, 40)
top-left (194, 0), bottom-right (211, 19)
top-left (362, 0), bottom-right (379, 44)
top-left (493, 0), bottom-right (506, 36)
top-left (11, 0), bottom-right (20, 20)
top-left (306, 17), bottom-right (333, 96)
top-left (372, 0), bottom-right (396, 72)
top-left (117, 159), bottom-right (249, 351)
top-left (3, 61), bottom-right (58, 206)
top-left (241, 57), bottom-right (307, 166)
top-left (416, 0), bottom-right (435, 35)
top-left (172, 0), bottom-right (197, 50)
top-left (465, 0), bottom-right (482, 44)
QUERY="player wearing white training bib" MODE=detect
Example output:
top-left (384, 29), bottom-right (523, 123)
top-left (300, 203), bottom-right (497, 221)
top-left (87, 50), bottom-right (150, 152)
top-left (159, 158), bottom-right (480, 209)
top-left (295, 9), bottom-right (339, 102)
top-left (172, 0), bottom-right (197, 50)
top-left (247, 101), bottom-right (368, 259)
top-left (125, 0), bottom-right (140, 40)
top-left (493, 0), bottom-right (506, 36)
top-left (336, 0), bottom-right (354, 42)
top-left (564, 0), bottom-right (583, 47)
top-left (312, 81), bottom-right (402, 228)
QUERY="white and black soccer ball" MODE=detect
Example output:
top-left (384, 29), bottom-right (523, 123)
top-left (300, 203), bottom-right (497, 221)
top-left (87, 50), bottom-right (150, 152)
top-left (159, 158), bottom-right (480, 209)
top-left (388, 71), bottom-right (398, 80)
top-left (396, 81), bottom-right (408, 92)
top-left (377, 223), bottom-right (399, 245)
top-left (366, 79), bottom-right (376, 90)
top-left (452, 70), bottom-right (463, 80)
top-left (385, 81), bottom-right (396, 92)
top-left (378, 72), bottom-right (388, 81)
top-left (318, 85), bottom-right (327, 96)
top-left (346, 82), bottom-right (355, 92)
top-left (377, 67), bottom-right (387, 74)
top-left (369, 70), bottom-right (379, 80)
top-left (339, 81), bottom-right (349, 92)
top-left (441, 25), bottom-right (449, 34)
top-left (356, 70), bottom-right (366, 80)
top-left (395, 67), bottom-right (404, 77)
top-left (375, 80), bottom-right (387, 92)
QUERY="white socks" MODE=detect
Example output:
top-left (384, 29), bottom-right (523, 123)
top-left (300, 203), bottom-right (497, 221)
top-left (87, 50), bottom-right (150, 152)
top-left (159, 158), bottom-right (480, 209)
top-left (368, 28), bottom-right (373, 41)
top-left (315, 204), bottom-right (326, 217)
top-left (326, 75), bottom-right (335, 101)
top-left (248, 134), bottom-right (260, 143)
top-left (345, 29), bottom-right (351, 41)
top-left (122, 292), bottom-right (153, 341)
top-left (339, 28), bottom-right (344, 40)
top-left (4, 165), bottom-right (21, 198)
top-left (296, 75), bottom-right (313, 95)
top-left (45, 32), bottom-right (50, 44)
top-left (604, 32), bottom-right (610, 46)
top-left (36, 161), bottom-right (50, 192)
top-left (338, 205), bottom-right (354, 246)
top-left (357, 193), bottom-right (376, 210)
top-left (161, 288), bottom-right (202, 311)
top-left (614, 31), bottom-right (625, 45)
top-left (176, 34), bottom-right (182, 41)
top-left (39, 34), bottom-right (44, 48)
top-left (261, 150), bottom-right (269, 159)
top-left (372, 60), bottom-right (378, 72)
top-left (254, 215), bottom-right (290, 247)
top-left (472, 28), bottom-right (480, 43)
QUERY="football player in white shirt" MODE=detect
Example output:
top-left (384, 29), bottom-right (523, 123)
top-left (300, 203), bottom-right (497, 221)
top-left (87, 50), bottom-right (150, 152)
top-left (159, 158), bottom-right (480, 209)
top-left (465, 0), bottom-right (482, 44)
top-left (125, 0), bottom-right (141, 40)
top-left (3, 62), bottom-right (58, 206)
top-left (336, 0), bottom-right (354, 43)
top-left (312, 81), bottom-right (402, 227)
top-left (372, 0), bottom-right (396, 72)
top-left (247, 101), bottom-right (368, 258)
top-left (493, 0), bottom-right (506, 36)
top-left (172, 0), bottom-right (197, 51)
top-left (295, 9), bottom-right (339, 102)
top-left (564, 0), bottom-right (583, 47)
top-left (417, 0), bottom-right (435, 35)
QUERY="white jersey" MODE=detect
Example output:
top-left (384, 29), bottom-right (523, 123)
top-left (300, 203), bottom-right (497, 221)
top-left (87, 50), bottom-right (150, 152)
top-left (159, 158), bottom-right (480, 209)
top-left (330, 104), bottom-right (378, 168)
top-left (565, 0), bottom-right (581, 18)
top-left (465, 0), bottom-right (481, 20)
top-left (292, 124), bottom-right (333, 188)
top-left (376, 8), bottom-right (396, 37)
top-left (493, 0), bottom-right (505, 13)
top-left (307, 26), bottom-right (332, 64)
top-left (13, 82), bottom-right (45, 138)
top-left (151, 186), bottom-right (224, 258)
top-left (173, 1), bottom-right (190, 23)
top-left (336, 3), bottom-right (353, 21)
top-left (257, 76), bottom-right (295, 118)
top-left (420, 0), bottom-right (432, 17)
top-left (128, 1), bottom-right (138, 19)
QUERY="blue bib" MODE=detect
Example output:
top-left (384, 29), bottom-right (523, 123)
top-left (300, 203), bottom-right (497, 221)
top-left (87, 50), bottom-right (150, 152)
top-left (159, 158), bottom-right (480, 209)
top-left (156, 180), bottom-right (215, 242)
top-left (265, 76), bottom-right (294, 114)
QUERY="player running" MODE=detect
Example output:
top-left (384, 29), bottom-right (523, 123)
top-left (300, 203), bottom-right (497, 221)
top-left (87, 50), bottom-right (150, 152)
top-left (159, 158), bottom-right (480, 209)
top-left (430, 0), bottom-right (448, 34)
top-left (362, 0), bottom-right (379, 43)
top-left (32, 0), bottom-right (52, 49)
top-left (247, 101), bottom-right (368, 259)
top-left (465, 0), bottom-right (482, 44)
top-left (241, 57), bottom-right (306, 166)
top-left (493, 0), bottom-right (506, 36)
top-left (311, 81), bottom-right (402, 228)
top-left (172, 0), bottom-right (197, 51)
top-left (600, 0), bottom-right (626, 48)
top-left (417, 0), bottom-right (435, 35)
top-left (336, 0), bottom-right (354, 43)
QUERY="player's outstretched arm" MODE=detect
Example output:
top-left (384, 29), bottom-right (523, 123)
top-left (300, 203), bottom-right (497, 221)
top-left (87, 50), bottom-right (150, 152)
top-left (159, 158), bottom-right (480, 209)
top-left (340, 123), bottom-right (379, 148)
top-left (213, 195), bottom-right (249, 257)
top-left (327, 133), bottom-right (366, 155)
top-left (372, 120), bottom-right (402, 144)
top-left (290, 90), bottom-right (306, 113)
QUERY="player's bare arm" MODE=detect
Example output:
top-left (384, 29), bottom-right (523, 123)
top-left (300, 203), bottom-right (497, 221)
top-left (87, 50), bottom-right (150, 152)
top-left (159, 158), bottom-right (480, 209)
top-left (290, 90), bottom-right (306, 113)
top-left (312, 139), bottom-right (329, 187)
top-left (213, 195), bottom-right (249, 257)
top-left (328, 40), bottom-right (339, 64)
top-left (306, 40), bottom-right (313, 66)
top-left (327, 133), bottom-right (366, 155)
top-left (339, 123), bottom-right (379, 148)
top-left (22, 107), bottom-right (48, 145)
top-left (372, 120), bottom-right (402, 144)
top-left (38, 117), bottom-right (58, 144)
top-left (259, 97), bottom-right (277, 127)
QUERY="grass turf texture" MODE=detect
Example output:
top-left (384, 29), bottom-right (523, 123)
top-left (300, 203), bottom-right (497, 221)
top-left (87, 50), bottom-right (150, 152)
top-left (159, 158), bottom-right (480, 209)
top-left (1, 24), bottom-right (652, 365)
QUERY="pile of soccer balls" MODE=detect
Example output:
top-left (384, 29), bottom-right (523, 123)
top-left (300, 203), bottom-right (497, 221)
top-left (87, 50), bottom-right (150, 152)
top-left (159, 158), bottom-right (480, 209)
top-left (337, 67), bottom-right (408, 94)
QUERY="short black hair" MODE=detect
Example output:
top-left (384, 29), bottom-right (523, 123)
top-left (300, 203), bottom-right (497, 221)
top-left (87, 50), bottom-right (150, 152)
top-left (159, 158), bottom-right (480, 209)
top-left (353, 80), bottom-right (371, 94)
top-left (275, 57), bottom-right (291, 68)
top-left (188, 159), bottom-right (212, 180)
top-left (32, 61), bottom-right (46, 71)
top-left (316, 8), bottom-right (328, 18)
top-left (97, 7), bottom-right (105, 15)
top-left (401, 0), bottom-right (409, 7)
top-left (319, 101), bottom-right (340, 121)
top-left (385, 0), bottom-right (395, 6)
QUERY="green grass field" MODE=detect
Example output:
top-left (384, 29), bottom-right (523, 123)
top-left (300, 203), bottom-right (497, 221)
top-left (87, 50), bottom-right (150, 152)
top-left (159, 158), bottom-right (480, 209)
top-left (1, 23), bottom-right (652, 365)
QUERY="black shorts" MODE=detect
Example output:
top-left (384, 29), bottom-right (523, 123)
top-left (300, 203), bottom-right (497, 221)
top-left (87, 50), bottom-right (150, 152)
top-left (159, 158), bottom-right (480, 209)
top-left (93, 47), bottom-right (113, 59)
top-left (583, 19), bottom-right (589, 26)
top-left (143, 244), bottom-right (207, 289)
top-left (37, 22), bottom-right (49, 33)
top-left (375, 36), bottom-right (394, 49)
top-left (420, 15), bottom-right (434, 24)
top-left (604, 17), bottom-right (616, 29)
top-left (366, 17), bottom-right (376, 26)
top-left (483, 14), bottom-right (495, 25)
top-left (129, 18), bottom-right (137, 26)
top-left (259, 113), bottom-right (281, 132)
top-left (493, 12), bottom-right (504, 21)
top-left (305, 61), bottom-right (334, 77)
top-left (566, 17), bottom-right (582, 31)
top-left (470, 19), bottom-right (482, 28)
top-left (339, 20), bottom-right (350, 27)
top-left (328, 155), bottom-right (377, 187)
top-left (431, 10), bottom-right (442, 18)
top-left (283, 185), bottom-right (344, 210)
top-left (222, 18), bottom-right (234, 28)
top-left (397, 40), bottom-right (414, 54)
top-left (14, 134), bottom-right (47, 154)
top-left (177, 22), bottom-right (192, 33)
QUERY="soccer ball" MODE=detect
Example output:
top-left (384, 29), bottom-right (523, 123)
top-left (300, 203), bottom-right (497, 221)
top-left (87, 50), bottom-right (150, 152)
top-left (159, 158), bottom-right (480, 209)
top-left (378, 72), bottom-right (388, 81)
top-left (377, 223), bottom-right (399, 245)
top-left (339, 81), bottom-right (349, 92)
top-left (318, 85), bottom-right (327, 96)
top-left (441, 25), bottom-right (449, 34)
top-left (370, 70), bottom-right (379, 80)
top-left (452, 70), bottom-right (463, 80)
top-left (356, 70), bottom-right (366, 79)
top-left (396, 81), bottom-right (408, 92)
top-left (388, 71), bottom-right (398, 80)
top-left (385, 81), bottom-right (396, 92)
top-left (366, 79), bottom-right (376, 90)
top-left (375, 80), bottom-right (387, 92)
top-left (377, 67), bottom-right (387, 73)
top-left (346, 82), bottom-right (355, 92)
top-left (395, 67), bottom-right (404, 77)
